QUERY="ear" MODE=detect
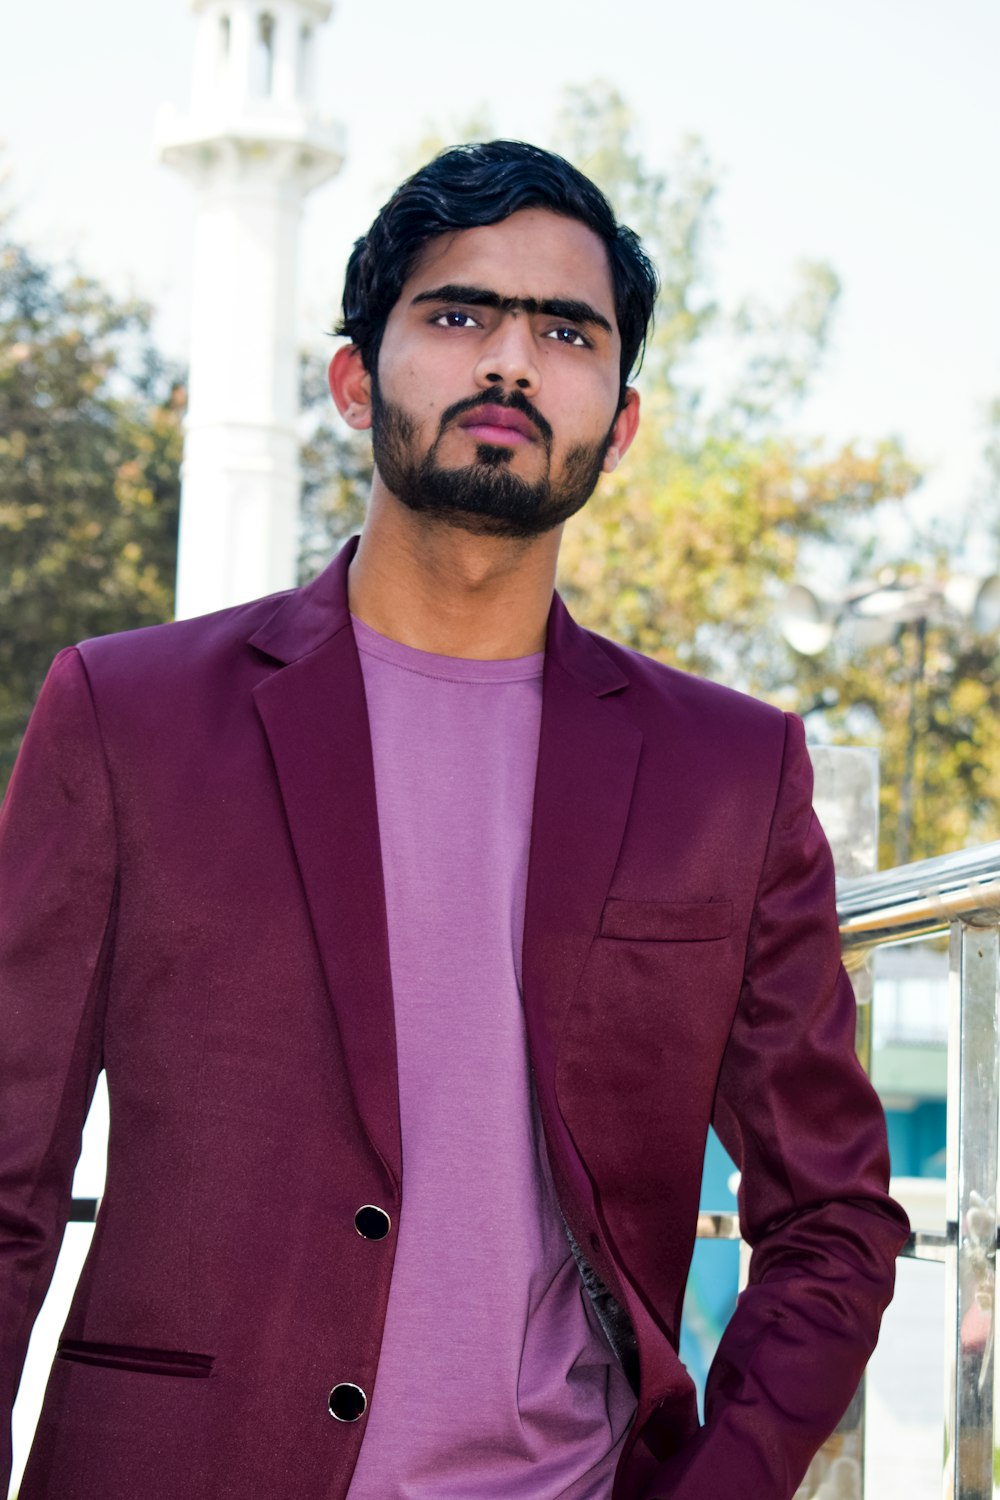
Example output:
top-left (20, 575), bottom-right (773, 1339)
top-left (328, 344), bottom-right (372, 430)
top-left (602, 387), bottom-right (640, 472)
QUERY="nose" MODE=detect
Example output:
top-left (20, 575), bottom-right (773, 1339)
top-left (473, 315), bottom-right (541, 396)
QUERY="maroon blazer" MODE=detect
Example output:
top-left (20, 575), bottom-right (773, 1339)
top-left (1, 537), bottom-right (907, 1499)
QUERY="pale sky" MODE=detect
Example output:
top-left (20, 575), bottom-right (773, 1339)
top-left (4, 0), bottom-right (999, 543)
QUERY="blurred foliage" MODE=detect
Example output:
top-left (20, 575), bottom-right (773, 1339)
top-left (5, 86), bottom-right (999, 862)
top-left (791, 607), bottom-right (1000, 863)
top-left (547, 81), bottom-right (997, 867)
top-left (0, 235), bottom-right (182, 790)
top-left (978, 396), bottom-right (1000, 565)
top-left (298, 349), bottom-right (371, 583)
top-left (390, 109), bottom-right (497, 185)
top-left (553, 84), bottom-right (916, 674)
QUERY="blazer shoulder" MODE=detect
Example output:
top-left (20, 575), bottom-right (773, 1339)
top-left (73, 587), bottom-right (297, 694)
top-left (585, 626), bottom-right (789, 740)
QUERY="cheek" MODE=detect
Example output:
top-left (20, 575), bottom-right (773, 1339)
top-left (381, 351), bottom-right (455, 431)
top-left (546, 359), bottom-right (618, 427)
top-left (551, 393), bottom-right (618, 462)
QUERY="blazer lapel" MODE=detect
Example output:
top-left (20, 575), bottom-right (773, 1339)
top-left (522, 594), bottom-right (642, 1104)
top-left (245, 545), bottom-right (640, 1192)
top-left (248, 540), bottom-right (401, 1189)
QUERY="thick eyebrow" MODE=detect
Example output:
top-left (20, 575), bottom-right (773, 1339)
top-left (411, 283), bottom-right (614, 336)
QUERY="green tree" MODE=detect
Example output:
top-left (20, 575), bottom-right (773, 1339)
top-left (553, 83), bottom-right (918, 688)
top-left (789, 598), bottom-right (1000, 865)
top-left (784, 399), bottom-right (1000, 866)
top-left (976, 396), bottom-right (1000, 568)
top-left (0, 236), bottom-right (183, 791)
top-left (298, 350), bottom-right (371, 583)
top-left (548, 84), bottom-right (1000, 865)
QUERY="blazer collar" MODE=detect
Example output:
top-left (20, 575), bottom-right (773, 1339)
top-left (249, 537), bottom-right (399, 1190)
top-left (523, 592), bottom-right (642, 1144)
top-left (247, 536), bottom-right (356, 665)
top-left (248, 531), bottom-right (631, 698)
top-left (248, 534), bottom-right (640, 1194)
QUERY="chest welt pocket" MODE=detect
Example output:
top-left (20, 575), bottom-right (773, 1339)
top-left (599, 898), bottom-right (733, 942)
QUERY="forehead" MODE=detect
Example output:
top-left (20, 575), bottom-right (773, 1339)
top-left (399, 208), bottom-right (618, 328)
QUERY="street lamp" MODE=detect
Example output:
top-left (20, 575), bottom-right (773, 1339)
top-left (779, 570), bottom-right (1000, 865)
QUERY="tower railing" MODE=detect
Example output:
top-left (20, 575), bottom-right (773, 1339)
top-left (697, 838), bottom-right (1000, 1499)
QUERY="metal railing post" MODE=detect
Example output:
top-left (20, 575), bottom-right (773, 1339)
top-left (699, 839), bottom-right (1000, 1499)
top-left (806, 746), bottom-right (880, 1499)
top-left (945, 918), bottom-right (1000, 1499)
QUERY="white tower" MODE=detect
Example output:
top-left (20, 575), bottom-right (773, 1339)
top-left (159, 0), bottom-right (344, 619)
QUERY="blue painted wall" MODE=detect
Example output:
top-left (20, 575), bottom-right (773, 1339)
top-left (681, 1127), bottom-right (740, 1409)
top-left (680, 1103), bottom-right (944, 1409)
top-left (884, 1102), bottom-right (946, 1178)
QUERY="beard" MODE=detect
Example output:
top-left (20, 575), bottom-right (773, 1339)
top-left (370, 380), bottom-right (615, 540)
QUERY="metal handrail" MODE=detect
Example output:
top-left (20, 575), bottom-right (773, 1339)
top-left (837, 839), bottom-right (1000, 950)
top-left (697, 839), bottom-right (1000, 1500)
top-left (699, 845), bottom-right (1000, 1252)
top-left (835, 842), bottom-right (1000, 1500)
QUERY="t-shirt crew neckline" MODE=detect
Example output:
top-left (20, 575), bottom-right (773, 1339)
top-left (350, 612), bottom-right (545, 684)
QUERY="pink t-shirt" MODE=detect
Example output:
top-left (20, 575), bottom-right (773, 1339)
top-left (346, 616), bottom-right (635, 1500)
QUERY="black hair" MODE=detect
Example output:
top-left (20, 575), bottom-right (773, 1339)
top-left (336, 140), bottom-right (658, 402)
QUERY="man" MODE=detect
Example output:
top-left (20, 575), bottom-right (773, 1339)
top-left (1, 141), bottom-right (907, 1499)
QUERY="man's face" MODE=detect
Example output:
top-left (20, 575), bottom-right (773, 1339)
top-left (369, 208), bottom-right (632, 539)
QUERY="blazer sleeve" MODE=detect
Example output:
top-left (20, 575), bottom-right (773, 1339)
top-left (648, 712), bottom-right (909, 1499)
top-left (0, 647), bottom-right (118, 1488)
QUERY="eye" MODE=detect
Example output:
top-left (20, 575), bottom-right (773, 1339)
top-left (545, 325), bottom-right (591, 347)
top-left (431, 309), bottom-right (480, 329)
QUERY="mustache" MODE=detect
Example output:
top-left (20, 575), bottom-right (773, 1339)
top-left (438, 390), bottom-right (553, 447)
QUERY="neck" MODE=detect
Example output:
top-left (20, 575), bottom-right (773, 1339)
top-left (347, 484), bottom-right (560, 659)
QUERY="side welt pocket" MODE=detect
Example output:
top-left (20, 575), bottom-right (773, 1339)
top-left (56, 1339), bottom-right (214, 1378)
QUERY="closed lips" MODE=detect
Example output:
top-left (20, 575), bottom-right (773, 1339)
top-left (457, 405), bottom-right (538, 441)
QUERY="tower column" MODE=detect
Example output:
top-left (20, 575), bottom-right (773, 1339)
top-left (158, 0), bottom-right (343, 619)
top-left (272, 6), bottom-right (301, 104)
top-left (228, 5), bottom-right (255, 108)
top-left (191, 4), bottom-right (221, 103)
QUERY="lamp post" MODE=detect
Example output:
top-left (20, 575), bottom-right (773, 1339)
top-left (779, 570), bottom-right (1000, 865)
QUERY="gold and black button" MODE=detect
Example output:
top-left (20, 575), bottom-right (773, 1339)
top-left (328, 1382), bottom-right (367, 1422)
top-left (354, 1205), bottom-right (391, 1241)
